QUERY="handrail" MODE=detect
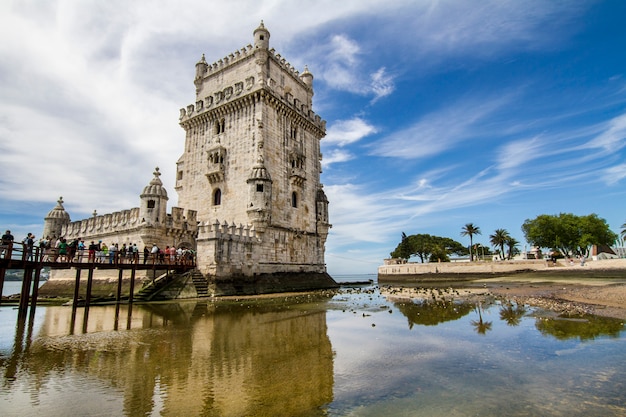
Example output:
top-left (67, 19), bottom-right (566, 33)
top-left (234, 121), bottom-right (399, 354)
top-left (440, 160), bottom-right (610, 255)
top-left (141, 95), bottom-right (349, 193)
top-left (0, 242), bottom-right (195, 268)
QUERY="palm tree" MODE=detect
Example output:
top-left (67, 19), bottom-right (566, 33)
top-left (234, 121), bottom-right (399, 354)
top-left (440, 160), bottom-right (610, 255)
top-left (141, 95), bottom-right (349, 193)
top-left (621, 221), bottom-right (626, 239)
top-left (460, 223), bottom-right (481, 261)
top-left (489, 228), bottom-right (510, 260)
top-left (506, 237), bottom-right (520, 260)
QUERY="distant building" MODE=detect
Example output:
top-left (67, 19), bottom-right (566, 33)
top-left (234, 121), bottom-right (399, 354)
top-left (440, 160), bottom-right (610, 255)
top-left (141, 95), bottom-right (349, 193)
top-left (43, 22), bottom-right (336, 296)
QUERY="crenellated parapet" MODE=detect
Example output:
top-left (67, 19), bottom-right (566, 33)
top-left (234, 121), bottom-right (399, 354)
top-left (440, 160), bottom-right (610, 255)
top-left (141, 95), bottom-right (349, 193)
top-left (180, 88), bottom-right (326, 135)
top-left (194, 44), bottom-right (306, 89)
top-left (61, 208), bottom-right (140, 237)
top-left (197, 219), bottom-right (257, 243)
top-left (181, 32), bottom-right (326, 132)
top-left (60, 207), bottom-right (198, 239)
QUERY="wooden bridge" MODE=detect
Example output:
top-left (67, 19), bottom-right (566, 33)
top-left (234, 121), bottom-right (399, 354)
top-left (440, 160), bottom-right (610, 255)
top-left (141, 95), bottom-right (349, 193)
top-left (1, 243), bottom-right (196, 324)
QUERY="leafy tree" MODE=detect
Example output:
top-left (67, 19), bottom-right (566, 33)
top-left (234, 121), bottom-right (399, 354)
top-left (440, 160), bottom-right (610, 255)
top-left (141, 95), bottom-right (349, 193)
top-left (489, 228), bottom-right (510, 260)
top-left (393, 232), bottom-right (413, 260)
top-left (522, 213), bottom-right (617, 257)
top-left (460, 223), bottom-right (481, 261)
top-left (390, 233), bottom-right (467, 263)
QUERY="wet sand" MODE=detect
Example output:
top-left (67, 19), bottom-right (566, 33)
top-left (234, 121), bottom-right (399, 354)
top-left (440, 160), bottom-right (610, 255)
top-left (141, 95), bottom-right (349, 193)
top-left (380, 259), bottom-right (626, 319)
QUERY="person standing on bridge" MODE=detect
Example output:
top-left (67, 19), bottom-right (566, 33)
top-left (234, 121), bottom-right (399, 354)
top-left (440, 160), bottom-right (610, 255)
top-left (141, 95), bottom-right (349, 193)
top-left (24, 233), bottom-right (35, 261)
top-left (1, 230), bottom-right (14, 257)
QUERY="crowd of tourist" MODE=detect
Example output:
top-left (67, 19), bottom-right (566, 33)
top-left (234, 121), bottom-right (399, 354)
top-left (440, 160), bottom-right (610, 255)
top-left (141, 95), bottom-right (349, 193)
top-left (1, 230), bottom-right (195, 266)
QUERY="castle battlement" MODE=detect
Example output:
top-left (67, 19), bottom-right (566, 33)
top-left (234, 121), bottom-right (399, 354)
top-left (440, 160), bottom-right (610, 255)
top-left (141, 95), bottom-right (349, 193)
top-left (59, 206), bottom-right (198, 239)
top-left (180, 80), bottom-right (324, 126)
top-left (199, 44), bottom-right (305, 86)
top-left (198, 219), bottom-right (257, 241)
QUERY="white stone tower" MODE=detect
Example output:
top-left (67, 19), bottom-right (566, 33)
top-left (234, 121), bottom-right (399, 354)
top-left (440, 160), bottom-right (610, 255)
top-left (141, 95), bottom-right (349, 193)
top-left (177, 22), bottom-right (333, 291)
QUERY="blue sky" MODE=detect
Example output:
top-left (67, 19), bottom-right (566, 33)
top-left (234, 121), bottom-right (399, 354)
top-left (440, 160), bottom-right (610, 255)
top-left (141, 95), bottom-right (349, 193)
top-left (1, 0), bottom-right (625, 275)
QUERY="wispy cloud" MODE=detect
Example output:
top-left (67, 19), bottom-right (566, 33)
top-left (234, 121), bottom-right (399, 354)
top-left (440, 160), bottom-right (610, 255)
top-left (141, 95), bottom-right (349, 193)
top-left (325, 117), bottom-right (378, 147)
top-left (370, 94), bottom-right (513, 159)
top-left (311, 34), bottom-right (396, 101)
top-left (585, 113), bottom-right (626, 153)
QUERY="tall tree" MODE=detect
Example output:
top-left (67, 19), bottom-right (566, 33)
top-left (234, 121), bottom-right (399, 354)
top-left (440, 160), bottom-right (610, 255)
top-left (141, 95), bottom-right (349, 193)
top-left (522, 213), bottom-right (617, 257)
top-left (460, 223), bottom-right (481, 261)
top-left (489, 229), bottom-right (510, 260)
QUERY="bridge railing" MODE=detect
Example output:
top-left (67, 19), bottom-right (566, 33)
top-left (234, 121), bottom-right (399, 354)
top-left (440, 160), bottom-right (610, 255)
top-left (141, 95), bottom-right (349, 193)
top-left (0, 243), bottom-right (44, 263)
top-left (0, 243), bottom-right (195, 268)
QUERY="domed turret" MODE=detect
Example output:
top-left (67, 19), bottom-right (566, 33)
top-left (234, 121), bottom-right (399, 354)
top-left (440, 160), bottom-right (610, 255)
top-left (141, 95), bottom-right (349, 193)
top-left (253, 20), bottom-right (270, 50)
top-left (247, 156), bottom-right (272, 232)
top-left (300, 65), bottom-right (313, 88)
top-left (316, 185), bottom-right (330, 225)
top-left (140, 167), bottom-right (169, 224)
top-left (195, 54), bottom-right (208, 80)
top-left (43, 196), bottom-right (71, 238)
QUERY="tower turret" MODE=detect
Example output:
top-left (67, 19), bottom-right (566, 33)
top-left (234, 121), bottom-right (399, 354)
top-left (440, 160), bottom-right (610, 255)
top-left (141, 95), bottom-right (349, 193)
top-left (43, 197), bottom-right (71, 239)
top-left (140, 167), bottom-right (169, 225)
top-left (253, 20), bottom-right (270, 50)
top-left (247, 156), bottom-right (272, 233)
top-left (254, 21), bottom-right (270, 87)
top-left (194, 54), bottom-right (208, 92)
top-left (299, 65), bottom-right (314, 108)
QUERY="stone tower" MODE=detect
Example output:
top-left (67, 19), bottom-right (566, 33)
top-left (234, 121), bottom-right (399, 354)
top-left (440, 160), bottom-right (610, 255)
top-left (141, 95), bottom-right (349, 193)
top-left (177, 22), bottom-right (334, 292)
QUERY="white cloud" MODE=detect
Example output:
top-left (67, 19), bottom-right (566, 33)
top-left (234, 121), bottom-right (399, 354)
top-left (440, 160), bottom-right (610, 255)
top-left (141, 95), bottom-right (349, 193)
top-left (321, 149), bottom-right (354, 168)
top-left (603, 164), bottom-right (626, 185)
top-left (586, 113), bottom-right (626, 153)
top-left (325, 117), bottom-right (378, 147)
top-left (370, 67), bottom-right (395, 102)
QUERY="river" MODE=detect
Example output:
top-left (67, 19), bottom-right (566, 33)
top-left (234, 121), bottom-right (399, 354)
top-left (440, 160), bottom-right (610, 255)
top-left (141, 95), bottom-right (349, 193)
top-left (1, 276), bottom-right (625, 416)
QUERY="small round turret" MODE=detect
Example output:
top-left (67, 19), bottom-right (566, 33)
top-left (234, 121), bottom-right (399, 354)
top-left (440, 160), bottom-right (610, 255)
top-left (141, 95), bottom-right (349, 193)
top-left (140, 167), bottom-right (169, 224)
top-left (43, 197), bottom-right (71, 238)
top-left (195, 54), bottom-right (208, 80)
top-left (300, 65), bottom-right (314, 88)
top-left (253, 20), bottom-right (270, 50)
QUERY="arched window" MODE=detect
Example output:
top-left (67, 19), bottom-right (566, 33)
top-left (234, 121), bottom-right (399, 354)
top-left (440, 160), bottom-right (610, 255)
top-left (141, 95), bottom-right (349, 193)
top-left (215, 118), bottom-right (225, 134)
top-left (213, 189), bottom-right (222, 206)
top-left (147, 200), bottom-right (155, 209)
top-left (291, 191), bottom-right (297, 208)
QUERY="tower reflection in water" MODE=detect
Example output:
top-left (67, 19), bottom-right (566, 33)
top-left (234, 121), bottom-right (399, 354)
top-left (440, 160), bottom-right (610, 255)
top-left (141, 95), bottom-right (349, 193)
top-left (2, 299), bottom-right (334, 417)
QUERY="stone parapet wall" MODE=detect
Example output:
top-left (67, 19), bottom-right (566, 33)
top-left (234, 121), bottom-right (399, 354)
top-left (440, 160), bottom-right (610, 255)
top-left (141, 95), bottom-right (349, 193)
top-left (196, 219), bottom-right (326, 277)
top-left (379, 260), bottom-right (550, 277)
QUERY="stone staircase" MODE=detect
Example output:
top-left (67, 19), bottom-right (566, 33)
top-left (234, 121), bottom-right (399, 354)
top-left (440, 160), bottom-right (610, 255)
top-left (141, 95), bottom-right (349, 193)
top-left (190, 270), bottom-right (209, 297)
top-left (133, 270), bottom-right (210, 301)
top-left (134, 272), bottom-right (175, 302)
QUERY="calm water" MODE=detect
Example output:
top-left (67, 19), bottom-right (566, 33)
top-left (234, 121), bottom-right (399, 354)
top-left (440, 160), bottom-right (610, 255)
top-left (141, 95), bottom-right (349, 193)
top-left (1, 278), bottom-right (625, 416)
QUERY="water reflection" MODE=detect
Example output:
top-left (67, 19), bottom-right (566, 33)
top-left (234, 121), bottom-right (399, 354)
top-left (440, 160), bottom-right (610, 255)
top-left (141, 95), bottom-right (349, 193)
top-left (535, 313), bottom-right (624, 341)
top-left (1, 285), bottom-right (626, 416)
top-left (499, 302), bottom-right (528, 326)
top-left (1, 298), bottom-right (334, 416)
top-left (393, 299), bottom-right (473, 327)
